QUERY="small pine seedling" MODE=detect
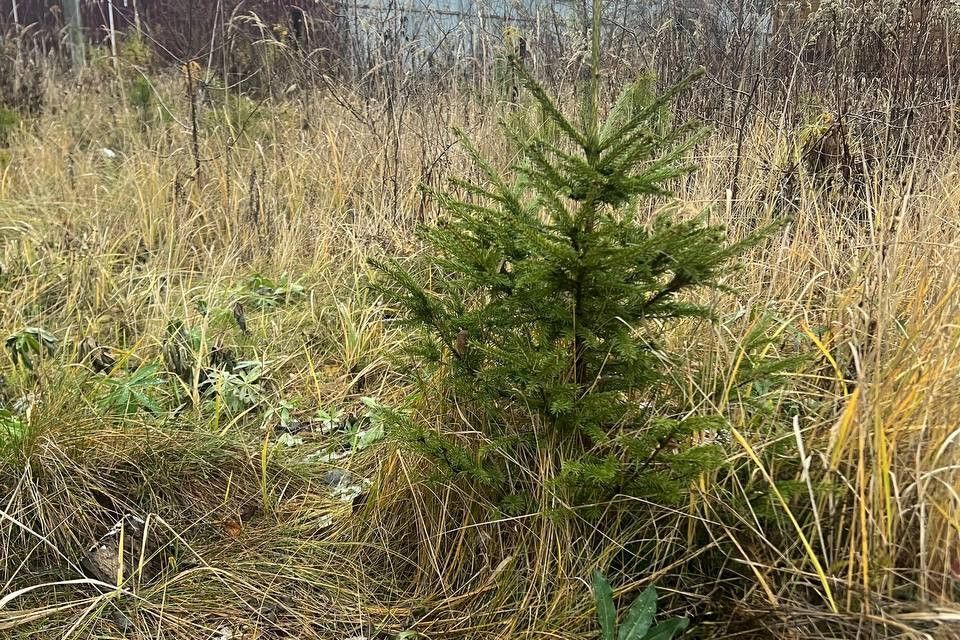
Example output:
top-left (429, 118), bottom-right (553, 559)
top-left (371, 7), bottom-right (773, 512)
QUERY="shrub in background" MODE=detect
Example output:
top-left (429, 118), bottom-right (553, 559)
top-left (0, 31), bottom-right (45, 146)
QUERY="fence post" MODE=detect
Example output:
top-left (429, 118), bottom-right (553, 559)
top-left (108, 0), bottom-right (118, 71)
top-left (62, 0), bottom-right (86, 67)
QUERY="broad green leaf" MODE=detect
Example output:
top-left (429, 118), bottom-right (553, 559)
top-left (133, 391), bottom-right (162, 415)
top-left (618, 585), bottom-right (656, 640)
top-left (277, 433), bottom-right (304, 447)
top-left (352, 422), bottom-right (385, 451)
top-left (0, 410), bottom-right (26, 450)
top-left (5, 327), bottom-right (57, 370)
top-left (592, 570), bottom-right (616, 640)
top-left (642, 617), bottom-right (689, 640)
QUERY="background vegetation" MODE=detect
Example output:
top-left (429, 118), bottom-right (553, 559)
top-left (1, 1), bottom-right (960, 638)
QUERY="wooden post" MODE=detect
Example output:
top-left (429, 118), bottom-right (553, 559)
top-left (62, 0), bottom-right (86, 67)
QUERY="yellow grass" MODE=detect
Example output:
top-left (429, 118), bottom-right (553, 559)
top-left (0, 65), bottom-right (959, 638)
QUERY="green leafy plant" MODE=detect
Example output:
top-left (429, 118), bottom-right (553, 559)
top-left (370, 1), bottom-right (772, 511)
top-left (0, 408), bottom-right (27, 458)
top-left (265, 398), bottom-right (297, 429)
top-left (347, 396), bottom-right (386, 451)
top-left (303, 399), bottom-right (387, 464)
top-left (240, 273), bottom-right (305, 309)
top-left (161, 319), bottom-right (265, 413)
top-left (315, 405), bottom-right (345, 432)
top-left (592, 571), bottom-right (688, 640)
top-left (203, 360), bottom-right (265, 413)
top-left (99, 363), bottom-right (165, 416)
top-left (5, 327), bottom-right (57, 370)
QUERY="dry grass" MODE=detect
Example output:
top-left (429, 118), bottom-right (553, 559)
top-left (1, 63), bottom-right (960, 639)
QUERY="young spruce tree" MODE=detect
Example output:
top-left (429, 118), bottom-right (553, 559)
top-left (371, 5), bottom-right (766, 514)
